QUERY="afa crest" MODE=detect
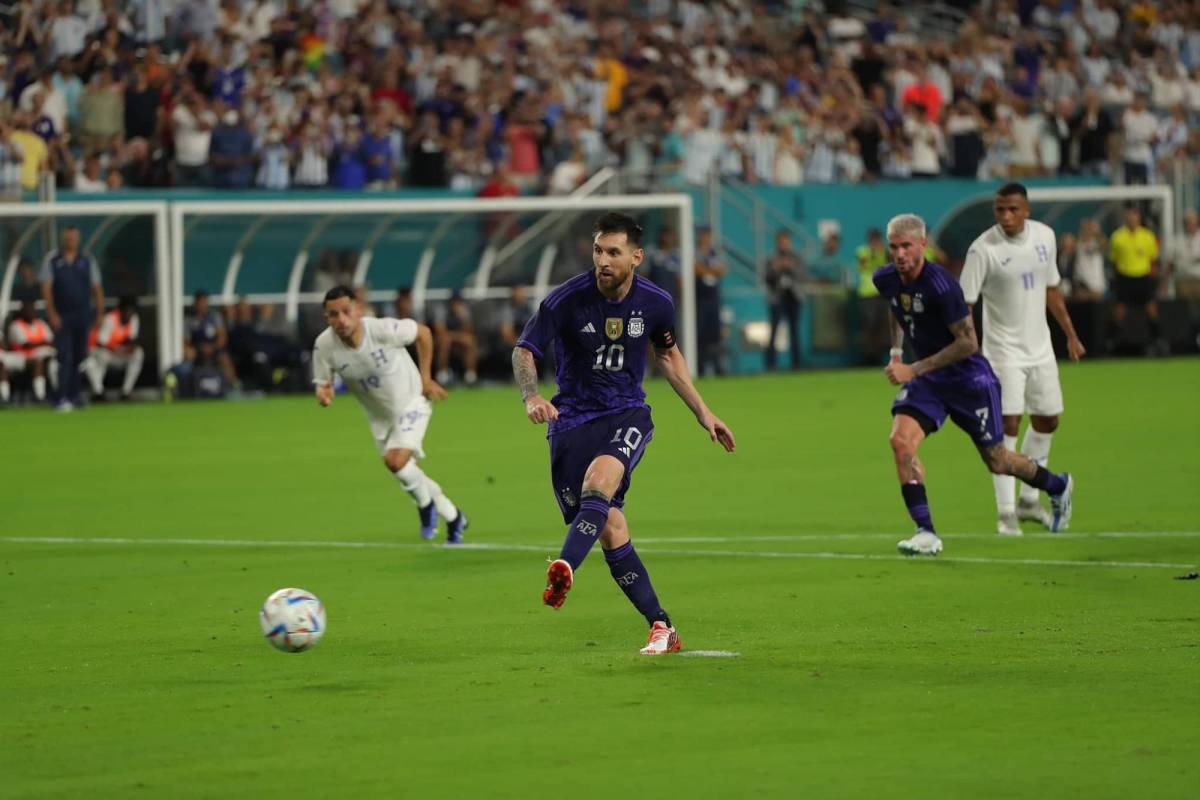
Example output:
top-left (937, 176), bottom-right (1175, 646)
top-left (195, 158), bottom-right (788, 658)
top-left (900, 294), bottom-right (912, 311)
top-left (628, 317), bottom-right (644, 337)
top-left (605, 318), bottom-right (623, 340)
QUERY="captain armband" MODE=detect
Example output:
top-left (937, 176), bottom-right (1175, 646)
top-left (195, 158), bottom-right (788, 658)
top-left (651, 326), bottom-right (676, 349)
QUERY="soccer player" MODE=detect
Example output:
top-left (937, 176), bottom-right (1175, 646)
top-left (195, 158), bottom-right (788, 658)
top-left (960, 184), bottom-right (1086, 536)
top-left (513, 212), bottom-right (736, 655)
top-left (312, 286), bottom-right (468, 544)
top-left (82, 296), bottom-right (145, 401)
top-left (874, 214), bottom-right (1074, 556)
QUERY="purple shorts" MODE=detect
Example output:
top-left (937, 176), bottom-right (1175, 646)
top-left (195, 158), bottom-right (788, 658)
top-left (892, 370), bottom-right (1004, 448)
top-left (548, 406), bottom-right (654, 523)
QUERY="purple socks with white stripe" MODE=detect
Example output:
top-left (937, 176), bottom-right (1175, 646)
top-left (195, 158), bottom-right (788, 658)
top-left (558, 492), bottom-right (610, 570)
top-left (901, 482), bottom-right (935, 531)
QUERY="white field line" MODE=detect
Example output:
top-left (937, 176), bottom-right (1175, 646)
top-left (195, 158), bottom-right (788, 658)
top-left (1, 535), bottom-right (1196, 570)
top-left (636, 532), bottom-right (1200, 543)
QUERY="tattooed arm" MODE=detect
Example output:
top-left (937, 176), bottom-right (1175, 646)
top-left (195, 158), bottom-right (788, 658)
top-left (512, 346), bottom-right (558, 424)
top-left (884, 314), bottom-right (978, 385)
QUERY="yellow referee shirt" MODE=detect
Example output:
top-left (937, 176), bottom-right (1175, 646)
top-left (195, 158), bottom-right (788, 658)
top-left (1109, 225), bottom-right (1158, 278)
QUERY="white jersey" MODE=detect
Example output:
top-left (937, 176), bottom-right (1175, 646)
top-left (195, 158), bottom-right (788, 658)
top-left (312, 317), bottom-right (423, 437)
top-left (960, 220), bottom-right (1060, 367)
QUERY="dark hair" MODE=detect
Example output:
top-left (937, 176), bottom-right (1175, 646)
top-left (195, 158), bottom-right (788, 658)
top-left (118, 295), bottom-right (136, 311)
top-left (996, 182), bottom-right (1029, 200)
top-left (324, 285), bottom-right (355, 305)
top-left (593, 212), bottom-right (644, 248)
top-left (194, 289), bottom-right (209, 301)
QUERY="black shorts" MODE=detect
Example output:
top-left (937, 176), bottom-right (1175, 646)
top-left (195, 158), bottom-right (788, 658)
top-left (1115, 274), bottom-right (1155, 305)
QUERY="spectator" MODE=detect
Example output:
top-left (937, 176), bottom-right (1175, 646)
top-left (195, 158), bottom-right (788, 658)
top-left (172, 89), bottom-right (215, 187)
top-left (1120, 92), bottom-right (1158, 184)
top-left (73, 152), bottom-right (109, 192)
top-left (353, 286), bottom-right (378, 319)
top-left (855, 227), bottom-right (891, 363)
top-left (497, 285), bottom-right (533, 350)
top-left (1070, 219), bottom-right (1109, 302)
top-left (900, 62), bottom-right (944, 123)
top-left (945, 97), bottom-right (986, 178)
top-left (393, 288), bottom-right (418, 321)
top-left (184, 290), bottom-right (239, 389)
top-left (408, 110), bottom-right (447, 188)
top-left (209, 109), bottom-right (255, 189)
top-left (40, 225), bottom-right (103, 411)
top-left (432, 292), bottom-right (478, 386)
top-left (694, 227), bottom-right (727, 376)
top-left (7, 300), bottom-right (57, 403)
top-left (646, 227), bottom-right (682, 308)
top-left (0, 120), bottom-right (25, 198)
top-left (1109, 206), bottom-right (1163, 352)
top-left (362, 116), bottom-right (394, 190)
top-left (77, 68), bottom-right (124, 154)
top-left (1168, 210), bottom-right (1200, 335)
top-left (1008, 97), bottom-right (1046, 177)
top-left (123, 64), bottom-right (159, 143)
top-left (19, 69), bottom-right (68, 135)
top-left (1071, 89), bottom-right (1115, 176)
top-left (10, 112), bottom-right (49, 191)
top-left (293, 123), bottom-right (331, 188)
top-left (904, 105), bottom-right (943, 179)
top-left (82, 295), bottom-right (143, 400)
top-left (764, 230), bottom-right (805, 372)
top-left (256, 126), bottom-right (291, 189)
top-left (330, 125), bottom-right (369, 190)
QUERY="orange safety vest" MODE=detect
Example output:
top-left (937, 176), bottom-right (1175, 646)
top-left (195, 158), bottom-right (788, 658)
top-left (89, 310), bottom-right (134, 351)
top-left (11, 318), bottom-right (51, 355)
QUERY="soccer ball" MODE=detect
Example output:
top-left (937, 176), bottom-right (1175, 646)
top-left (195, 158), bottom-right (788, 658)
top-left (259, 588), bottom-right (326, 652)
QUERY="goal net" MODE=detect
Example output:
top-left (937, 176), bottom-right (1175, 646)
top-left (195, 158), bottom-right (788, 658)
top-left (0, 201), bottom-right (172, 376)
top-left (168, 193), bottom-right (697, 372)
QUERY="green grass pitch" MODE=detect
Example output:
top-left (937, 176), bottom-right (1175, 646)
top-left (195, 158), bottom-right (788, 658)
top-left (2, 359), bottom-right (1198, 798)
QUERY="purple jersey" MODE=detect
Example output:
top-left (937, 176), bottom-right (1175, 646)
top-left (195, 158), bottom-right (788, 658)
top-left (517, 272), bottom-right (677, 435)
top-left (873, 261), bottom-right (991, 383)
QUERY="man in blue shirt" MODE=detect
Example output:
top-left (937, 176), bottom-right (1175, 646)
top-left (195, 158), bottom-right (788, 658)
top-left (209, 110), bottom-right (255, 189)
top-left (513, 212), bottom-right (736, 655)
top-left (40, 225), bottom-right (103, 411)
top-left (873, 213), bottom-right (1074, 556)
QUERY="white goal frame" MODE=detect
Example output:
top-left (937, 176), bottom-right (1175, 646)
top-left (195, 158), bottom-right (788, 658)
top-left (0, 201), bottom-right (172, 375)
top-left (170, 194), bottom-right (697, 372)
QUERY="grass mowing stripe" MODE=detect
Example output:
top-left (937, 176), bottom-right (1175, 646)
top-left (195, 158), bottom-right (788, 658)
top-left (3, 535), bottom-right (1195, 570)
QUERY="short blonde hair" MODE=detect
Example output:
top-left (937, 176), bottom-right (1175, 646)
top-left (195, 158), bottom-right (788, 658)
top-left (886, 213), bottom-right (927, 241)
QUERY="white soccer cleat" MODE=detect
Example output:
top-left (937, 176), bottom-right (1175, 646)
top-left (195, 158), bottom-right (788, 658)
top-left (1016, 497), bottom-right (1053, 529)
top-left (1049, 473), bottom-right (1074, 532)
top-left (639, 621), bottom-right (682, 655)
top-left (997, 512), bottom-right (1022, 537)
top-left (897, 529), bottom-right (943, 556)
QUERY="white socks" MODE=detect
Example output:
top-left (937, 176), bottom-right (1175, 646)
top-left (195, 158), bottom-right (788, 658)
top-left (84, 356), bottom-right (104, 394)
top-left (1019, 430), bottom-right (1053, 504)
top-left (424, 474), bottom-right (459, 522)
top-left (394, 460), bottom-right (433, 507)
top-left (993, 434), bottom-right (1018, 514)
top-left (0, 380), bottom-right (8, 402)
top-left (33, 375), bottom-right (46, 401)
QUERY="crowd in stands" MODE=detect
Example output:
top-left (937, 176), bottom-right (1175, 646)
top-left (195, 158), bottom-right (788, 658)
top-left (0, 0), bottom-right (1198, 195)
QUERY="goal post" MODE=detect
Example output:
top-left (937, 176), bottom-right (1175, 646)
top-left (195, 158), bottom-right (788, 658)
top-left (0, 201), bottom-right (172, 376)
top-left (169, 194), bottom-right (697, 374)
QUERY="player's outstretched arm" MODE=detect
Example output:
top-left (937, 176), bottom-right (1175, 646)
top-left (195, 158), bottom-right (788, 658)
top-left (885, 315), bottom-right (978, 385)
top-left (512, 346), bottom-right (557, 424)
top-left (1046, 287), bottom-right (1085, 361)
top-left (414, 323), bottom-right (447, 400)
top-left (653, 345), bottom-right (735, 453)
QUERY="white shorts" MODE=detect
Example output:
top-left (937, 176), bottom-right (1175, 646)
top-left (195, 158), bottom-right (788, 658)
top-left (372, 397), bottom-right (432, 458)
top-left (90, 347), bottom-right (143, 369)
top-left (1, 351), bottom-right (25, 370)
top-left (993, 360), bottom-right (1063, 417)
top-left (1, 347), bottom-right (54, 370)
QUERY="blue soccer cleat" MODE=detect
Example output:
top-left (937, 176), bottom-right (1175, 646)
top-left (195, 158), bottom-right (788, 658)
top-left (446, 510), bottom-right (468, 545)
top-left (1049, 473), bottom-right (1074, 532)
top-left (418, 503), bottom-right (438, 540)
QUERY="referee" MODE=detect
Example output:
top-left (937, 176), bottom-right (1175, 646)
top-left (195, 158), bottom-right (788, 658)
top-left (40, 225), bottom-right (104, 411)
top-left (1109, 205), bottom-right (1163, 353)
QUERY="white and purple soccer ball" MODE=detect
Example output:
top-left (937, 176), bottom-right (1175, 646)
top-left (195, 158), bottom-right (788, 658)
top-left (259, 588), bottom-right (326, 653)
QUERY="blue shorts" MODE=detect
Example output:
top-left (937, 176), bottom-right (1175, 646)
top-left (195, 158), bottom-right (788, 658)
top-left (892, 370), bottom-right (1004, 448)
top-left (548, 406), bottom-right (654, 524)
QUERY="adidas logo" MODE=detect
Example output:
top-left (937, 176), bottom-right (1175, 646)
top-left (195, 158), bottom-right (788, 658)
top-left (580, 322), bottom-right (596, 333)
